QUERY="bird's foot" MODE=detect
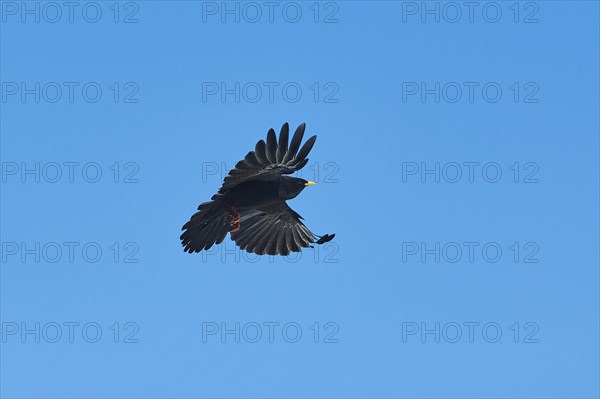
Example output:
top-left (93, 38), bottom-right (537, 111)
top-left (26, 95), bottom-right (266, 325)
top-left (314, 233), bottom-right (335, 244)
top-left (229, 206), bottom-right (240, 233)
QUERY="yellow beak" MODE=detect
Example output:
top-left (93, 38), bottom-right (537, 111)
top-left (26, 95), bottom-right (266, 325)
top-left (304, 181), bottom-right (316, 186)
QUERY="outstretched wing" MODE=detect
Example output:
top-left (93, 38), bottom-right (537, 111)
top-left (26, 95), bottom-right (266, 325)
top-left (218, 123), bottom-right (316, 194)
top-left (231, 202), bottom-right (331, 256)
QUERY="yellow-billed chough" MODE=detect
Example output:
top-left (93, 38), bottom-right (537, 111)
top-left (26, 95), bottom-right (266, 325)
top-left (181, 123), bottom-right (335, 256)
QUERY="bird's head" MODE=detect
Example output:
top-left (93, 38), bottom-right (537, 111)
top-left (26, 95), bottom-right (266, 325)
top-left (281, 177), bottom-right (316, 200)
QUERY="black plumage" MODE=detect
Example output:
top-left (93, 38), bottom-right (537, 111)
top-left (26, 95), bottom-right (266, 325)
top-left (181, 123), bottom-right (335, 256)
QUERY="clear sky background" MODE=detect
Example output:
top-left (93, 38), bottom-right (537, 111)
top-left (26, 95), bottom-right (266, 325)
top-left (1, 1), bottom-right (599, 398)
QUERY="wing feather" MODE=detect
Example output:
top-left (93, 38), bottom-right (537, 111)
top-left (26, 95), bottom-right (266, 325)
top-left (285, 123), bottom-right (305, 162)
top-left (276, 123), bottom-right (289, 163)
top-left (255, 140), bottom-right (268, 164)
top-left (266, 128), bottom-right (277, 164)
top-left (293, 135), bottom-right (317, 166)
top-left (231, 202), bottom-right (318, 256)
top-left (217, 123), bottom-right (316, 194)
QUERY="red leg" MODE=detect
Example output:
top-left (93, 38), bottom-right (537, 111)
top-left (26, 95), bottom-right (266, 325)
top-left (229, 206), bottom-right (240, 233)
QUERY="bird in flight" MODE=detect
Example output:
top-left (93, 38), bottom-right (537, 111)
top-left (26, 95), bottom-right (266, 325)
top-left (181, 122), bottom-right (335, 256)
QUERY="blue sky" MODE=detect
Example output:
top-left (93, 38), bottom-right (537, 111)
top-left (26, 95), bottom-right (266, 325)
top-left (1, 1), bottom-right (599, 398)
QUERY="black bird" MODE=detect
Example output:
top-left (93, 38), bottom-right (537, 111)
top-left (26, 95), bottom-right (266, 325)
top-left (181, 123), bottom-right (335, 256)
